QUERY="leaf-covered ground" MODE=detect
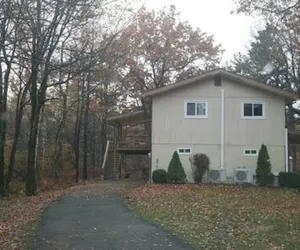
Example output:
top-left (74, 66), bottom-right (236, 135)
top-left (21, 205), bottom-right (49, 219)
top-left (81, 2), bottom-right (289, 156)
top-left (0, 180), bottom-right (143, 250)
top-left (127, 184), bottom-right (300, 250)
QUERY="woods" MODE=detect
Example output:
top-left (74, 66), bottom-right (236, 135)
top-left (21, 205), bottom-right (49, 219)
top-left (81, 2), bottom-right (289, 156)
top-left (0, 2), bottom-right (222, 197)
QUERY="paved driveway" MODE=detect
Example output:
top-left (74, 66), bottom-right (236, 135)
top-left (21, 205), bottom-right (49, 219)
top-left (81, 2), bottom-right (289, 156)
top-left (32, 181), bottom-right (194, 250)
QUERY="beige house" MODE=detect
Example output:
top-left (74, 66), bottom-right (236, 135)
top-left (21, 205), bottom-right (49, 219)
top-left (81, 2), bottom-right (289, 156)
top-left (142, 69), bottom-right (298, 183)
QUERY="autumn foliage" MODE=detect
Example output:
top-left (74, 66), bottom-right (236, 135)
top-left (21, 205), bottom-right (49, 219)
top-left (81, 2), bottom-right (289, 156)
top-left (120, 5), bottom-right (222, 100)
top-left (127, 184), bottom-right (300, 250)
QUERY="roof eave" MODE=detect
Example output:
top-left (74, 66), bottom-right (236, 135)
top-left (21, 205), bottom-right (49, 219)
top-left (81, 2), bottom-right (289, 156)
top-left (141, 70), bottom-right (299, 102)
top-left (141, 69), bottom-right (220, 98)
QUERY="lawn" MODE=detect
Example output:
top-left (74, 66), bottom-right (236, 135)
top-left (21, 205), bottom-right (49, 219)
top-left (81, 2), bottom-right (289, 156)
top-left (127, 184), bottom-right (300, 250)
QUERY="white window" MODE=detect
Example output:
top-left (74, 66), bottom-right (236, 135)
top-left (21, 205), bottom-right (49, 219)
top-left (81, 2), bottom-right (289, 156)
top-left (178, 148), bottom-right (192, 155)
top-left (243, 149), bottom-right (258, 156)
top-left (242, 102), bottom-right (264, 118)
top-left (184, 101), bottom-right (207, 118)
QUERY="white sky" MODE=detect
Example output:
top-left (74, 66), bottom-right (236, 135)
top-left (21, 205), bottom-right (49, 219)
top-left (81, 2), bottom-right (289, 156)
top-left (143, 0), bottom-right (262, 64)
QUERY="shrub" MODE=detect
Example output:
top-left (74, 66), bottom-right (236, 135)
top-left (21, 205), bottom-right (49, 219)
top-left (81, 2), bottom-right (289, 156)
top-left (266, 173), bottom-right (275, 186)
top-left (189, 153), bottom-right (210, 183)
top-left (279, 172), bottom-right (300, 188)
top-left (256, 144), bottom-right (274, 186)
top-left (152, 169), bottom-right (167, 184)
top-left (167, 151), bottom-right (187, 184)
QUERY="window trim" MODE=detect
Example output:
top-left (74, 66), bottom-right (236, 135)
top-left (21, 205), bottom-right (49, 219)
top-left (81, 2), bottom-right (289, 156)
top-left (241, 101), bottom-right (265, 119)
top-left (177, 148), bottom-right (192, 155)
top-left (184, 100), bottom-right (208, 119)
top-left (243, 149), bottom-right (258, 156)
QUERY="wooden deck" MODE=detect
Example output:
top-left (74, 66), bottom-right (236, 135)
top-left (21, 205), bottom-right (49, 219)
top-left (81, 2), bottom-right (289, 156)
top-left (115, 136), bottom-right (151, 154)
top-left (107, 110), bottom-right (152, 179)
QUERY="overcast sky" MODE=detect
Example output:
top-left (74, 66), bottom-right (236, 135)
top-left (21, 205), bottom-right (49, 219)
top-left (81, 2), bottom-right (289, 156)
top-left (143, 0), bottom-right (261, 64)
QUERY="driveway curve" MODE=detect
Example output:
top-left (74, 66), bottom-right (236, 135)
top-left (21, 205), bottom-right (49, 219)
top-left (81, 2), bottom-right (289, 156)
top-left (32, 181), bottom-right (193, 250)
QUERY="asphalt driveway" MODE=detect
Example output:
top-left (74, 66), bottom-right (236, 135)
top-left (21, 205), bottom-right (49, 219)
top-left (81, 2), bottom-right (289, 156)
top-left (32, 181), bottom-right (193, 250)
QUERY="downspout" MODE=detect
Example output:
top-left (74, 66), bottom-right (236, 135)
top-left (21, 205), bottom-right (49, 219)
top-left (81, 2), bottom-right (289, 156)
top-left (221, 89), bottom-right (225, 169)
top-left (148, 98), bottom-right (153, 183)
top-left (285, 128), bottom-right (288, 172)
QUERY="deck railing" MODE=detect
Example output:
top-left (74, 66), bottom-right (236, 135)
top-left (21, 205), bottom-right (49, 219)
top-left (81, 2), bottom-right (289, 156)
top-left (116, 135), bottom-right (151, 149)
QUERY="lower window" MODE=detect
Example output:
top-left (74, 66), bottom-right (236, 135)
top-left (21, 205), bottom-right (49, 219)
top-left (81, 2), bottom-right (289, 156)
top-left (243, 149), bottom-right (258, 156)
top-left (178, 148), bottom-right (192, 155)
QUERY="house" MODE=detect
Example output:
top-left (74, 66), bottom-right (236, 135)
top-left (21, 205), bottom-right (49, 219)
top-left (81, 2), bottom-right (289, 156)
top-left (140, 69), bottom-right (298, 183)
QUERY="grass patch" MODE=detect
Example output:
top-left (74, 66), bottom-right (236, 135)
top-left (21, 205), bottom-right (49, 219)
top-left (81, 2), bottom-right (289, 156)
top-left (0, 182), bottom-right (99, 249)
top-left (127, 184), bottom-right (300, 250)
top-left (23, 212), bottom-right (42, 250)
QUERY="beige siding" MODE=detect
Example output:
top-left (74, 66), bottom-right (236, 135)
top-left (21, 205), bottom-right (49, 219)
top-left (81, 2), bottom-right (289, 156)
top-left (223, 79), bottom-right (285, 146)
top-left (152, 79), bottom-right (221, 145)
top-left (151, 78), bottom-right (286, 181)
top-left (152, 144), bottom-right (220, 182)
top-left (224, 145), bottom-right (285, 176)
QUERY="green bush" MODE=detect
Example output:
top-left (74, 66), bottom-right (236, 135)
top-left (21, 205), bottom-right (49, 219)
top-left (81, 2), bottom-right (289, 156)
top-left (256, 144), bottom-right (274, 186)
top-left (189, 153), bottom-right (210, 183)
top-left (167, 151), bottom-right (187, 184)
top-left (152, 169), bottom-right (167, 184)
top-left (279, 172), bottom-right (300, 188)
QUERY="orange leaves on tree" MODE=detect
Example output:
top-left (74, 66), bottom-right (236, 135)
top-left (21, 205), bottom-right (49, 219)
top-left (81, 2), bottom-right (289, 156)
top-left (118, 5), bottom-right (223, 98)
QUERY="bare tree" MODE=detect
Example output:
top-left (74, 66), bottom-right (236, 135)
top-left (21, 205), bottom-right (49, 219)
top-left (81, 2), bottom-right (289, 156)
top-left (0, 0), bottom-right (22, 196)
top-left (11, 0), bottom-right (111, 196)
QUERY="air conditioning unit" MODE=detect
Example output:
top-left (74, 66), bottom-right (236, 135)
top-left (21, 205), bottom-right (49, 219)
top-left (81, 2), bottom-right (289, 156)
top-left (209, 168), bottom-right (226, 183)
top-left (234, 166), bottom-right (253, 184)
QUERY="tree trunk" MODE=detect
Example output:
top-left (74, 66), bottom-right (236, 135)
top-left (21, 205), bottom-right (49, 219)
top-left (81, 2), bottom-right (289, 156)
top-left (26, 54), bottom-right (40, 196)
top-left (53, 96), bottom-right (68, 178)
top-left (26, 101), bottom-right (41, 196)
top-left (53, 43), bottom-right (69, 178)
top-left (36, 105), bottom-right (44, 182)
top-left (0, 69), bottom-right (4, 196)
top-left (5, 93), bottom-right (26, 194)
top-left (83, 72), bottom-right (91, 181)
top-left (74, 107), bottom-right (81, 182)
top-left (0, 119), bottom-right (7, 196)
top-left (74, 79), bottom-right (84, 182)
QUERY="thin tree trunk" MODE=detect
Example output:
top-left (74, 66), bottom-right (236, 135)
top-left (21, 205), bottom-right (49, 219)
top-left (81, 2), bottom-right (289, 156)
top-left (53, 43), bottom-right (69, 178)
top-left (53, 93), bottom-right (68, 177)
top-left (26, 51), bottom-right (40, 196)
top-left (91, 115), bottom-right (96, 178)
top-left (74, 78), bottom-right (84, 182)
top-left (0, 119), bottom-right (7, 196)
top-left (26, 105), bottom-right (41, 196)
top-left (36, 105), bottom-right (44, 182)
top-left (83, 72), bottom-right (91, 181)
top-left (0, 63), bottom-right (4, 196)
top-left (0, 45), bottom-right (12, 197)
top-left (4, 88), bottom-right (27, 194)
top-left (0, 2), bottom-right (10, 197)
top-left (74, 104), bottom-right (81, 182)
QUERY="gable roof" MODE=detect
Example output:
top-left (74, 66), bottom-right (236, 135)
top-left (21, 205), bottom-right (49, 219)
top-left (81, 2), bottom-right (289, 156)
top-left (141, 69), bottom-right (298, 102)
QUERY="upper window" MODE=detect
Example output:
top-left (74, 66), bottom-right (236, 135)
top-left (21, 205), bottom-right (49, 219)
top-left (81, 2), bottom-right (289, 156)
top-left (242, 102), bottom-right (264, 118)
top-left (185, 101), bottom-right (207, 118)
